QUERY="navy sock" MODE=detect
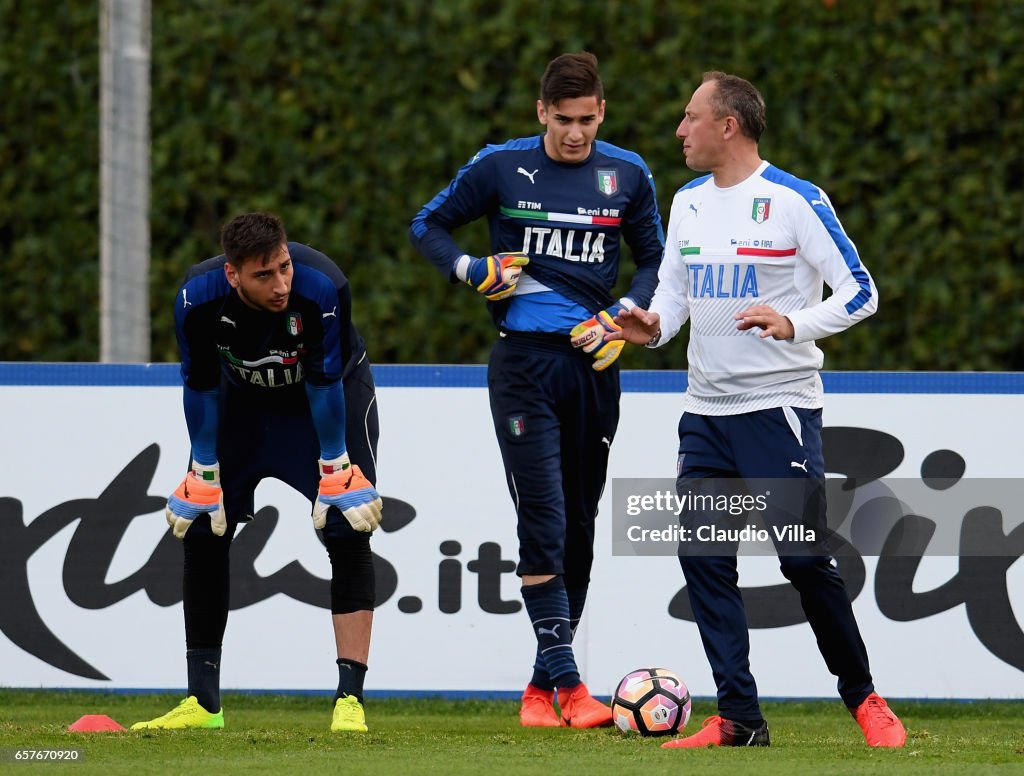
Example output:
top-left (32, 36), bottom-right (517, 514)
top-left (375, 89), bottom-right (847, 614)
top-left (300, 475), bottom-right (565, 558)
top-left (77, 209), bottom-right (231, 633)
top-left (530, 655), bottom-right (555, 692)
top-left (335, 658), bottom-right (368, 703)
top-left (530, 585), bottom-right (588, 691)
top-left (567, 585), bottom-right (588, 642)
top-left (186, 647), bottom-right (222, 713)
top-left (522, 577), bottom-right (580, 689)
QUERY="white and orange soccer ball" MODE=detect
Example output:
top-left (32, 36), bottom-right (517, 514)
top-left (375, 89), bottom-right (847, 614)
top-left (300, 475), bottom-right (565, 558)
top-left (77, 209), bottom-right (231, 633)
top-left (611, 667), bottom-right (692, 736)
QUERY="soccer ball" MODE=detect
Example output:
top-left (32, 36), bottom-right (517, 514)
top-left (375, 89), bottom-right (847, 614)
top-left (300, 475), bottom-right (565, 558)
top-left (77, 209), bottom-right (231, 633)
top-left (611, 667), bottom-right (691, 736)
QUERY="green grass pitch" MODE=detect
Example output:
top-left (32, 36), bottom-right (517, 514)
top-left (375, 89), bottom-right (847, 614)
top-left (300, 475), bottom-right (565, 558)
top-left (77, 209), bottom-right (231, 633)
top-left (1, 691), bottom-right (1021, 775)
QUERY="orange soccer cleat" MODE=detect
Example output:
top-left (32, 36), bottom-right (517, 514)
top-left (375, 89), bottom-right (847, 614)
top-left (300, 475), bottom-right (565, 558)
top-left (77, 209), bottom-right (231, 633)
top-left (661, 715), bottom-right (770, 749)
top-left (519, 684), bottom-right (564, 727)
top-left (556, 683), bottom-right (613, 729)
top-left (850, 693), bottom-right (906, 747)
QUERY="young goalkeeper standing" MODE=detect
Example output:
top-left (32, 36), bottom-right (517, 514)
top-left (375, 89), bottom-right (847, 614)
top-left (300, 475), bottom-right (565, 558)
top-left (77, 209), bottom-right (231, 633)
top-left (132, 212), bottom-right (382, 733)
top-left (410, 52), bottom-right (664, 728)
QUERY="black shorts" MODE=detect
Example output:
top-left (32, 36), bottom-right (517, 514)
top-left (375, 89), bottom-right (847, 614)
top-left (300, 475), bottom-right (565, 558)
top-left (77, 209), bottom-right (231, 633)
top-left (212, 356), bottom-right (379, 534)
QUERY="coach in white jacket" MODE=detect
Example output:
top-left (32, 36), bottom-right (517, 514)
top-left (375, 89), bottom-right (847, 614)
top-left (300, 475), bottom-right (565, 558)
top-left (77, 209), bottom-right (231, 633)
top-left (609, 71), bottom-right (905, 750)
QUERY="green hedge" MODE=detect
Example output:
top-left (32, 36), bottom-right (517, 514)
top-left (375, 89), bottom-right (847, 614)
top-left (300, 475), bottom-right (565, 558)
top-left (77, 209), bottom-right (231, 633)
top-left (2, 0), bottom-right (1022, 369)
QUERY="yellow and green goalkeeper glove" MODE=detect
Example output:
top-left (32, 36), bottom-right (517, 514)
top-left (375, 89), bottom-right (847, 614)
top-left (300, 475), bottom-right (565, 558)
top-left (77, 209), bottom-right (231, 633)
top-left (166, 461), bottom-right (227, 539)
top-left (570, 302), bottom-right (627, 371)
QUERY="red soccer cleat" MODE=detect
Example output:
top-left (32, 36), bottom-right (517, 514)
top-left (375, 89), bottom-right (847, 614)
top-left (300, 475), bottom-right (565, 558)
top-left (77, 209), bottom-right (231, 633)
top-left (850, 693), bottom-right (906, 747)
top-left (556, 683), bottom-right (613, 728)
top-left (661, 715), bottom-right (770, 748)
top-left (519, 684), bottom-right (564, 727)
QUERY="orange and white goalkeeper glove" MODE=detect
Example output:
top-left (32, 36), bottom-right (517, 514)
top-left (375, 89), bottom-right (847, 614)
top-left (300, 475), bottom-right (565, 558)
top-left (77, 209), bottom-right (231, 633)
top-left (570, 302), bottom-right (627, 371)
top-left (312, 454), bottom-right (383, 533)
top-left (166, 462), bottom-right (227, 539)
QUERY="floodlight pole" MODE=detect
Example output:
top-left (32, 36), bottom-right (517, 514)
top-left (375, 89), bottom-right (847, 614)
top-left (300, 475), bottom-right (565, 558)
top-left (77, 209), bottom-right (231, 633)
top-left (100, 0), bottom-right (151, 362)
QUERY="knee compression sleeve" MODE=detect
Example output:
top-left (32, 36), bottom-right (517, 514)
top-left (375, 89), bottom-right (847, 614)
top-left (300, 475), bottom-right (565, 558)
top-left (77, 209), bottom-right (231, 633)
top-left (183, 531), bottom-right (232, 648)
top-left (325, 534), bottom-right (375, 614)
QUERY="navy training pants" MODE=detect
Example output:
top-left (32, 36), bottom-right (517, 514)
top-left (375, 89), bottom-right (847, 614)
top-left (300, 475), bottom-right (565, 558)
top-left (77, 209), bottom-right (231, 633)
top-left (676, 407), bottom-right (873, 720)
top-left (488, 330), bottom-right (620, 584)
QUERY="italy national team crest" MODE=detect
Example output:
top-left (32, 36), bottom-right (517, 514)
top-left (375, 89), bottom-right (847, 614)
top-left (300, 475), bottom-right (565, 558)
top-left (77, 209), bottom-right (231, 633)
top-left (751, 197), bottom-right (771, 224)
top-left (508, 415), bottom-right (525, 437)
top-left (286, 313), bottom-right (302, 336)
top-left (596, 169), bottom-right (618, 197)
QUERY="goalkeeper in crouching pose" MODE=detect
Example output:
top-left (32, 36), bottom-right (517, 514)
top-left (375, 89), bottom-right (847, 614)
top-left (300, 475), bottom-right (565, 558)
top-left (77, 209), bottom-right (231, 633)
top-left (132, 212), bottom-right (382, 733)
top-left (409, 52), bottom-right (663, 728)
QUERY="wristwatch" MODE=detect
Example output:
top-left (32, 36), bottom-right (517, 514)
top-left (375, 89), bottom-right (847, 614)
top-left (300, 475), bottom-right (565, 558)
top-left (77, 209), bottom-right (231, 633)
top-left (645, 329), bottom-right (662, 348)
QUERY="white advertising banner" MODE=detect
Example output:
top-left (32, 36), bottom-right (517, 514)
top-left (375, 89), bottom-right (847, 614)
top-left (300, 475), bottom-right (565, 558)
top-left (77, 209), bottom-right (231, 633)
top-left (0, 365), bottom-right (1021, 699)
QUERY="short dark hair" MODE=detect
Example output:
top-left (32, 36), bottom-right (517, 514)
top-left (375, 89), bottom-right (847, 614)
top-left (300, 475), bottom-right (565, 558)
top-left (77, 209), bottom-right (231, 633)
top-left (220, 212), bottom-right (287, 265)
top-left (540, 51), bottom-right (603, 105)
top-left (702, 71), bottom-right (766, 142)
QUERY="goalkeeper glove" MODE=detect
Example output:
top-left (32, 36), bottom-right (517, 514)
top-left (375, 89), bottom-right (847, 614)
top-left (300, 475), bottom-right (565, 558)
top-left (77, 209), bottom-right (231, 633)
top-left (463, 252), bottom-right (530, 301)
top-left (313, 454), bottom-right (383, 533)
top-left (166, 462), bottom-right (227, 539)
top-left (570, 302), bottom-right (627, 371)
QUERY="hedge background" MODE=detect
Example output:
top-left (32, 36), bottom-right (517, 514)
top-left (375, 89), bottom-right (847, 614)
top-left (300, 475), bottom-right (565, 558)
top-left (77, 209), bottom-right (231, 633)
top-left (2, 0), bottom-right (1022, 369)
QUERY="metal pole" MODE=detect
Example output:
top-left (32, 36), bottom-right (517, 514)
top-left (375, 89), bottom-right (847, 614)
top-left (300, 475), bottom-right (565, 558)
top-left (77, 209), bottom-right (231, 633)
top-left (100, 0), bottom-right (151, 362)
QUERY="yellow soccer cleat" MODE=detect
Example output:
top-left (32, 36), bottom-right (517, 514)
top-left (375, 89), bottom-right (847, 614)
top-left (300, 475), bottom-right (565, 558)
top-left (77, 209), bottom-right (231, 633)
top-left (130, 696), bottom-right (224, 730)
top-left (331, 695), bottom-right (368, 733)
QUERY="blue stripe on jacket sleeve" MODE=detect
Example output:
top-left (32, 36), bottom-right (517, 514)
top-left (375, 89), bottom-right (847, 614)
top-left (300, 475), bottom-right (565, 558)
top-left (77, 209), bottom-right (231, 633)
top-left (761, 165), bottom-right (873, 315)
